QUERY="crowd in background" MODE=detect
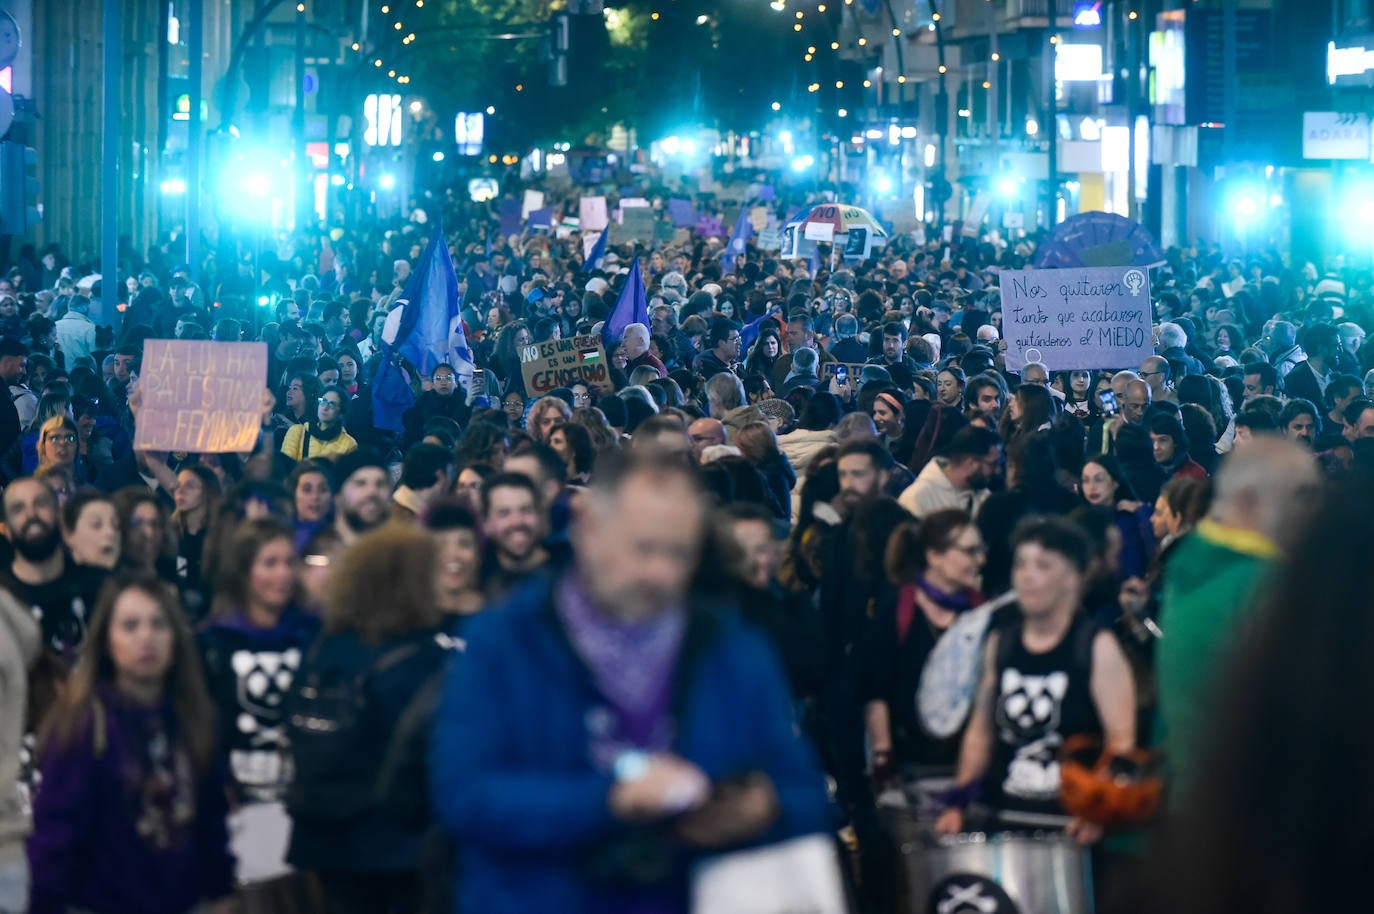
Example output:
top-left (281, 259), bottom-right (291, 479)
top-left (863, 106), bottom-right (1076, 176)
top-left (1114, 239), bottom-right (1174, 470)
top-left (0, 183), bottom-right (1371, 914)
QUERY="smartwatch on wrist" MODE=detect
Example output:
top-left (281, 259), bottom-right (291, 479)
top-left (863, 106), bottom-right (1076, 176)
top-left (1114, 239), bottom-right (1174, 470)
top-left (613, 750), bottom-right (651, 783)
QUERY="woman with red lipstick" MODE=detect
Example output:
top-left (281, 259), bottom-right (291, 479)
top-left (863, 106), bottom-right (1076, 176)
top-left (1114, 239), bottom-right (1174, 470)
top-left (27, 573), bottom-right (236, 914)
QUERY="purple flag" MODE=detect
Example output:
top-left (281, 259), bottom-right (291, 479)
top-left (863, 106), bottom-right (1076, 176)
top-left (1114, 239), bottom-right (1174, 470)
top-left (499, 199), bottom-right (522, 237)
top-left (668, 198), bottom-right (696, 228)
top-left (602, 257), bottom-right (649, 348)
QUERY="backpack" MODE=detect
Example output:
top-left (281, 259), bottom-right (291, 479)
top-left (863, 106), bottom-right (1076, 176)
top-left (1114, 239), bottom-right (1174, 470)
top-left (284, 639), bottom-right (420, 823)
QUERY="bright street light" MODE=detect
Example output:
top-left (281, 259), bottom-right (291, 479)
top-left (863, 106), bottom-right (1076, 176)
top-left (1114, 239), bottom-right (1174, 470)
top-left (379, 173), bottom-right (397, 190)
top-left (432, 151), bottom-right (446, 162)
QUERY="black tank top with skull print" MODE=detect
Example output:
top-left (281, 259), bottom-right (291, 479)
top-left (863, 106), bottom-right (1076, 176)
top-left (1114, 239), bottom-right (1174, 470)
top-left (982, 613), bottom-right (1101, 820)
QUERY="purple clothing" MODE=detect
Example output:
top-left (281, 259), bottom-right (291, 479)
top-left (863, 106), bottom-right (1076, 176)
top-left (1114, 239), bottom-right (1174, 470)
top-left (555, 572), bottom-right (686, 769)
top-left (554, 573), bottom-right (689, 914)
top-left (27, 690), bottom-right (235, 914)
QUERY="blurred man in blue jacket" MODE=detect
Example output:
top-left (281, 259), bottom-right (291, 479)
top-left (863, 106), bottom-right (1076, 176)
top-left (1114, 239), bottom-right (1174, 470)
top-left (431, 452), bottom-right (832, 914)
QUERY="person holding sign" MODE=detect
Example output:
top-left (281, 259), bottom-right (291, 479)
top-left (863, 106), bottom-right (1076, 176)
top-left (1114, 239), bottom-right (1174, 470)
top-left (281, 386), bottom-right (359, 463)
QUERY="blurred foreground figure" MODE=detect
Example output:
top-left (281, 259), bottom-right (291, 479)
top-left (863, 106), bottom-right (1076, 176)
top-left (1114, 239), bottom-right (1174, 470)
top-left (430, 452), bottom-right (831, 913)
top-left (1139, 467), bottom-right (1374, 914)
top-left (1154, 436), bottom-right (1319, 801)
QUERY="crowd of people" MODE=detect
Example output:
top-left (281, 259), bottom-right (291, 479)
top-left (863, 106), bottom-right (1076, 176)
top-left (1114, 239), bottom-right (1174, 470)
top-left (1, 190), bottom-right (1373, 914)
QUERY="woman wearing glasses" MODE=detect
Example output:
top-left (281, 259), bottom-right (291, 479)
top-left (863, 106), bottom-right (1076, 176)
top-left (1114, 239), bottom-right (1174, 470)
top-left (35, 415), bottom-right (83, 478)
top-left (281, 384), bottom-right (358, 462)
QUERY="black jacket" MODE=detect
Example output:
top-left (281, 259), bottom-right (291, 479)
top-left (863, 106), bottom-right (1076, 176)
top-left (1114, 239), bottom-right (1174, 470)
top-left (285, 627), bottom-right (452, 873)
top-left (403, 389), bottom-right (473, 445)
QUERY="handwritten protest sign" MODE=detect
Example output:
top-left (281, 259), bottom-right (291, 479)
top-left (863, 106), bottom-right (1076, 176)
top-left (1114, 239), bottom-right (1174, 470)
top-left (520, 334), bottom-right (611, 396)
top-left (999, 266), bottom-right (1152, 371)
top-left (135, 341), bottom-right (267, 453)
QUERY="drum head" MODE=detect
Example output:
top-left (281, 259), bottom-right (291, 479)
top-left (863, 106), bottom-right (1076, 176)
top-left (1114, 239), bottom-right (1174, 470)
top-left (927, 873), bottom-right (1020, 914)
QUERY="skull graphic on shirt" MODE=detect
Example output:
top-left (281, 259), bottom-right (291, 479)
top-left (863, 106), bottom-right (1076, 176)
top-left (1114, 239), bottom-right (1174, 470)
top-left (995, 668), bottom-right (1069, 801)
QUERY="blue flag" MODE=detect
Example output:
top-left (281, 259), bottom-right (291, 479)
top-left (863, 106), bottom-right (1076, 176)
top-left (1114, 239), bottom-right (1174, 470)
top-left (584, 228), bottom-right (608, 272)
top-left (721, 206), bottom-right (755, 274)
top-left (372, 220), bottom-right (476, 432)
top-left (739, 308), bottom-right (779, 353)
top-left (371, 347), bottom-right (415, 435)
top-left (602, 257), bottom-right (648, 348)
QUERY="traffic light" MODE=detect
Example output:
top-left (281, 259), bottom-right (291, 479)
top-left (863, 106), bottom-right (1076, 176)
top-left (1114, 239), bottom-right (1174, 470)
top-left (0, 142), bottom-right (39, 235)
top-left (549, 13), bottom-right (570, 87)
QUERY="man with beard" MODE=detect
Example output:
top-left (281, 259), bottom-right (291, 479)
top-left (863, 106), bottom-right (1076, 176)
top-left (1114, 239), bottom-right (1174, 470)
top-left (480, 472), bottom-right (552, 598)
top-left (0, 477), bottom-right (105, 660)
top-left (963, 373), bottom-right (1007, 427)
top-left (836, 439), bottom-right (895, 512)
top-left (817, 440), bottom-right (908, 911)
top-left (331, 451), bottom-right (392, 545)
top-left (431, 453), bottom-right (829, 914)
top-left (897, 426), bottom-right (1001, 519)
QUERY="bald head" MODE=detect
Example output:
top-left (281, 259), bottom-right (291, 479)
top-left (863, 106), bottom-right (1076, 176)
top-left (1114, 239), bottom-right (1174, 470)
top-left (1111, 370), bottom-right (1138, 398)
top-left (687, 418), bottom-right (726, 463)
top-left (1211, 436), bottom-right (1321, 545)
top-left (1123, 379), bottom-right (1152, 423)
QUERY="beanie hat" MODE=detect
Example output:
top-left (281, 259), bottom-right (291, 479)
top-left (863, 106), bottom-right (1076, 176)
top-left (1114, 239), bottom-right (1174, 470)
top-left (332, 448), bottom-right (389, 488)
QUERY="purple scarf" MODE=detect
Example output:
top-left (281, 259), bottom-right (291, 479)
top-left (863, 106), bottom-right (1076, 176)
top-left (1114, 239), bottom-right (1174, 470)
top-left (555, 571), bottom-right (686, 770)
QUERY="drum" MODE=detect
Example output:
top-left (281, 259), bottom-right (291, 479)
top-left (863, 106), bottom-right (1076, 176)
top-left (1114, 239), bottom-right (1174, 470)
top-left (917, 831), bottom-right (1093, 914)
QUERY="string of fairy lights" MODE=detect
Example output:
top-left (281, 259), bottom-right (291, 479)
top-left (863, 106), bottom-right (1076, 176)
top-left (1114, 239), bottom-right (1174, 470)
top-left (299, 0), bottom-right (1080, 120)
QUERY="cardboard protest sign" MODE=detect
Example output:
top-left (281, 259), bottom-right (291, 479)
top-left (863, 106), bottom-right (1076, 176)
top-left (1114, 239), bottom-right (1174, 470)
top-left (749, 206), bottom-right (770, 231)
top-left (135, 341), bottom-right (268, 453)
top-left (579, 196), bottom-right (608, 231)
top-left (999, 266), bottom-right (1153, 371)
top-left (520, 334), bottom-right (611, 396)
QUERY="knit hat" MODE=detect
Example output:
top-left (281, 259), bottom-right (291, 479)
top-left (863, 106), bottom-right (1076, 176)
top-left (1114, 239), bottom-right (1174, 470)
top-left (332, 449), bottom-right (389, 488)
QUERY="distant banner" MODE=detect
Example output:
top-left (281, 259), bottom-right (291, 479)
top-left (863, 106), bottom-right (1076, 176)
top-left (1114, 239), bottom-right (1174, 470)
top-left (520, 334), bottom-right (610, 396)
top-left (135, 341), bottom-right (267, 452)
top-left (999, 266), bottom-right (1152, 371)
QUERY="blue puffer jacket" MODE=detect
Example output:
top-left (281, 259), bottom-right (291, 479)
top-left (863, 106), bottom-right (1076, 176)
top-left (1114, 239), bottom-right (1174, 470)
top-left (430, 574), bottom-right (834, 914)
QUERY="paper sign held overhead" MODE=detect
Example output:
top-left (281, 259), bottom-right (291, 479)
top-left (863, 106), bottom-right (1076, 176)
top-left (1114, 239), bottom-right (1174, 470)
top-left (521, 189), bottom-right (545, 219)
top-left (579, 196), bottom-right (608, 231)
top-left (803, 222), bottom-right (835, 242)
top-left (1000, 266), bottom-right (1152, 371)
top-left (135, 341), bottom-right (268, 453)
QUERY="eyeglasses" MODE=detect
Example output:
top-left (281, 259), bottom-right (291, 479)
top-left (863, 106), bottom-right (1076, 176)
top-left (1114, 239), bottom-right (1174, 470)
top-left (318, 398), bottom-right (342, 409)
top-left (949, 542), bottom-right (986, 558)
top-left (48, 434), bottom-right (77, 445)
